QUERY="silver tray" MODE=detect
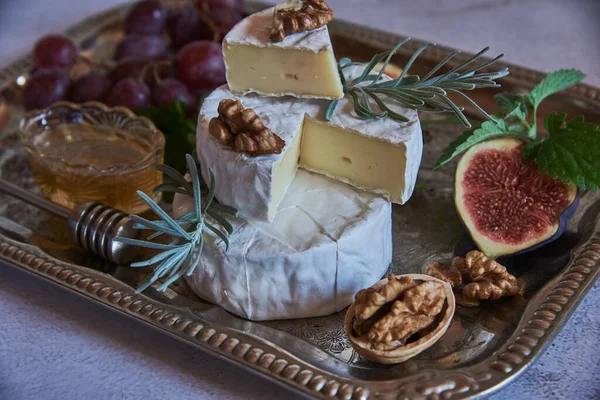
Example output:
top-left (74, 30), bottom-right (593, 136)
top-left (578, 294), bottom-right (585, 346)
top-left (1, 2), bottom-right (599, 399)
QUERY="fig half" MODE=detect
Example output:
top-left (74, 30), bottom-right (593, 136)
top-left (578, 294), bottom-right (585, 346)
top-left (455, 138), bottom-right (578, 259)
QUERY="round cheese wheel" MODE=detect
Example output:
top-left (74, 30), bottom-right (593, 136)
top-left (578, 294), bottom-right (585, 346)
top-left (174, 169), bottom-right (392, 321)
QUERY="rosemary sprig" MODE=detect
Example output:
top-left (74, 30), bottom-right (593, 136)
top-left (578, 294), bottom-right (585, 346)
top-left (114, 154), bottom-right (238, 293)
top-left (328, 38), bottom-right (509, 128)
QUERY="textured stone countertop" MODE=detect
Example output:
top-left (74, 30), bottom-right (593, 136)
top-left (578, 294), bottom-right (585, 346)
top-left (0, 1), bottom-right (599, 399)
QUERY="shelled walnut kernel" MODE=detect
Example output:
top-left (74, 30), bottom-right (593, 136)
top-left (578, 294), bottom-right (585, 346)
top-left (351, 274), bottom-right (448, 351)
top-left (270, 0), bottom-right (334, 42)
top-left (427, 250), bottom-right (521, 307)
top-left (208, 99), bottom-right (285, 156)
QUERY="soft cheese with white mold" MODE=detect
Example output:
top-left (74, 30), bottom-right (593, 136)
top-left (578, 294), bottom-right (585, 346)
top-left (174, 169), bottom-right (393, 321)
top-left (300, 97), bottom-right (422, 205)
top-left (197, 88), bottom-right (313, 221)
top-left (223, 7), bottom-right (343, 99)
top-left (197, 76), bottom-right (422, 221)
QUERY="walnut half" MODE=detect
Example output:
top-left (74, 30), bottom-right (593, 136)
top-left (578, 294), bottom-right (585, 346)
top-left (270, 0), bottom-right (334, 42)
top-left (345, 274), bottom-right (455, 364)
top-left (427, 250), bottom-right (521, 307)
top-left (208, 99), bottom-right (285, 156)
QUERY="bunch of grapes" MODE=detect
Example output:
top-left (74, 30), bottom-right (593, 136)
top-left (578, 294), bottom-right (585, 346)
top-left (22, 0), bottom-right (242, 112)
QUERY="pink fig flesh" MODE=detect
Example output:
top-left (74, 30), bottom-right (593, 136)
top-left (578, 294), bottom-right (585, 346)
top-left (455, 138), bottom-right (577, 259)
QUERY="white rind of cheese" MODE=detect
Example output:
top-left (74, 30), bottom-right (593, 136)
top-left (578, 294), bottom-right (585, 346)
top-left (197, 90), bottom-right (314, 221)
top-left (197, 67), bottom-right (423, 222)
top-left (223, 8), bottom-right (343, 100)
top-left (174, 169), bottom-right (392, 321)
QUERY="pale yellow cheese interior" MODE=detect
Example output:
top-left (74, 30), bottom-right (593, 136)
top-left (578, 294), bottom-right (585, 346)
top-left (299, 118), bottom-right (407, 203)
top-left (268, 127), bottom-right (303, 220)
top-left (223, 45), bottom-right (343, 99)
top-left (267, 117), bottom-right (409, 216)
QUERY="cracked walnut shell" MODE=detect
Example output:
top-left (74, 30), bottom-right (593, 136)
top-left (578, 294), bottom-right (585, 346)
top-left (345, 274), bottom-right (455, 364)
top-left (427, 250), bottom-right (521, 307)
top-left (208, 99), bottom-right (285, 156)
top-left (270, 0), bottom-right (334, 42)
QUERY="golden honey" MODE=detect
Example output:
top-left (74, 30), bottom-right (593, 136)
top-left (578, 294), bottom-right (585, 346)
top-left (20, 103), bottom-right (165, 214)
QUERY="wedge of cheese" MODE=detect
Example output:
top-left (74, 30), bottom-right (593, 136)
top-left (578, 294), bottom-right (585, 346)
top-left (223, 8), bottom-right (343, 100)
top-left (300, 99), bottom-right (422, 208)
top-left (197, 69), bottom-right (423, 222)
top-left (198, 92), bottom-right (307, 221)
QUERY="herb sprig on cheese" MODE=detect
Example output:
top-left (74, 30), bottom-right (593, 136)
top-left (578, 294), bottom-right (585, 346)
top-left (327, 38), bottom-right (508, 128)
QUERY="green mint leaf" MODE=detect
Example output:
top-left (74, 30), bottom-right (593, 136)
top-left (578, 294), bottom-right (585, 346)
top-left (543, 111), bottom-right (567, 134)
top-left (526, 125), bottom-right (537, 139)
top-left (524, 113), bottom-right (600, 191)
top-left (174, 99), bottom-right (186, 115)
top-left (521, 140), bottom-right (540, 161)
top-left (495, 92), bottom-right (522, 111)
top-left (505, 101), bottom-right (528, 122)
top-left (435, 119), bottom-right (514, 168)
top-left (566, 115), bottom-right (598, 131)
top-left (508, 123), bottom-right (525, 133)
top-left (136, 101), bottom-right (198, 177)
top-left (494, 92), bottom-right (528, 123)
top-left (435, 130), bottom-right (474, 168)
top-left (526, 69), bottom-right (586, 108)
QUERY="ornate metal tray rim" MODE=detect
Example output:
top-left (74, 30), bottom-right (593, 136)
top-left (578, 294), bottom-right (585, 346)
top-left (1, 2), bottom-right (600, 399)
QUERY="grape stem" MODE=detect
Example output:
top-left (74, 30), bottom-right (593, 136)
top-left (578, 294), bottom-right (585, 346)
top-left (138, 60), bottom-right (173, 85)
top-left (78, 54), bottom-right (110, 72)
top-left (153, 60), bottom-right (172, 86)
top-left (193, 0), bottom-right (232, 43)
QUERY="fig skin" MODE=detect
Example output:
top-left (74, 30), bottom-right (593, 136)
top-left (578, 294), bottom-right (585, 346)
top-left (454, 137), bottom-right (578, 259)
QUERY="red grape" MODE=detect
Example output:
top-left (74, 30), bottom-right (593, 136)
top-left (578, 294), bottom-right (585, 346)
top-left (23, 67), bottom-right (71, 110)
top-left (125, 0), bottom-right (167, 35)
top-left (152, 78), bottom-right (195, 107)
top-left (166, 6), bottom-right (201, 49)
top-left (109, 58), bottom-right (145, 82)
top-left (109, 58), bottom-right (169, 87)
top-left (176, 41), bottom-right (225, 91)
top-left (189, 86), bottom-right (212, 100)
top-left (33, 35), bottom-right (78, 69)
top-left (104, 77), bottom-right (151, 109)
top-left (68, 72), bottom-right (112, 103)
top-left (114, 34), bottom-right (168, 62)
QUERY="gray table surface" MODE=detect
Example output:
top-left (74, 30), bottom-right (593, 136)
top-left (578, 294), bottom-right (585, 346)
top-left (0, 1), bottom-right (599, 399)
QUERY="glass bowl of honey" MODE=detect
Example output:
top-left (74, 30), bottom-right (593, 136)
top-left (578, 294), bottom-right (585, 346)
top-left (19, 101), bottom-right (165, 214)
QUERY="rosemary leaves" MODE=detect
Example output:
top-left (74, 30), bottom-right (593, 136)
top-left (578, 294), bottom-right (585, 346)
top-left (114, 154), bottom-right (237, 293)
top-left (328, 38), bottom-right (509, 128)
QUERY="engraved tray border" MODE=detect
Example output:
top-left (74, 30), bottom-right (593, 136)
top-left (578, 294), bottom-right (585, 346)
top-left (1, 2), bottom-right (600, 399)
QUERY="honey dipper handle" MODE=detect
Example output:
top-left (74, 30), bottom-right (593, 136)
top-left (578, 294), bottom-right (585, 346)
top-left (0, 178), bottom-right (70, 219)
top-left (0, 179), bottom-right (139, 265)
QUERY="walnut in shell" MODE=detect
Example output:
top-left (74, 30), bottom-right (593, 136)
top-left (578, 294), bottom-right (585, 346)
top-left (344, 274), bottom-right (455, 364)
top-left (208, 99), bottom-right (285, 156)
top-left (427, 250), bottom-right (521, 307)
top-left (270, 0), bottom-right (334, 42)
